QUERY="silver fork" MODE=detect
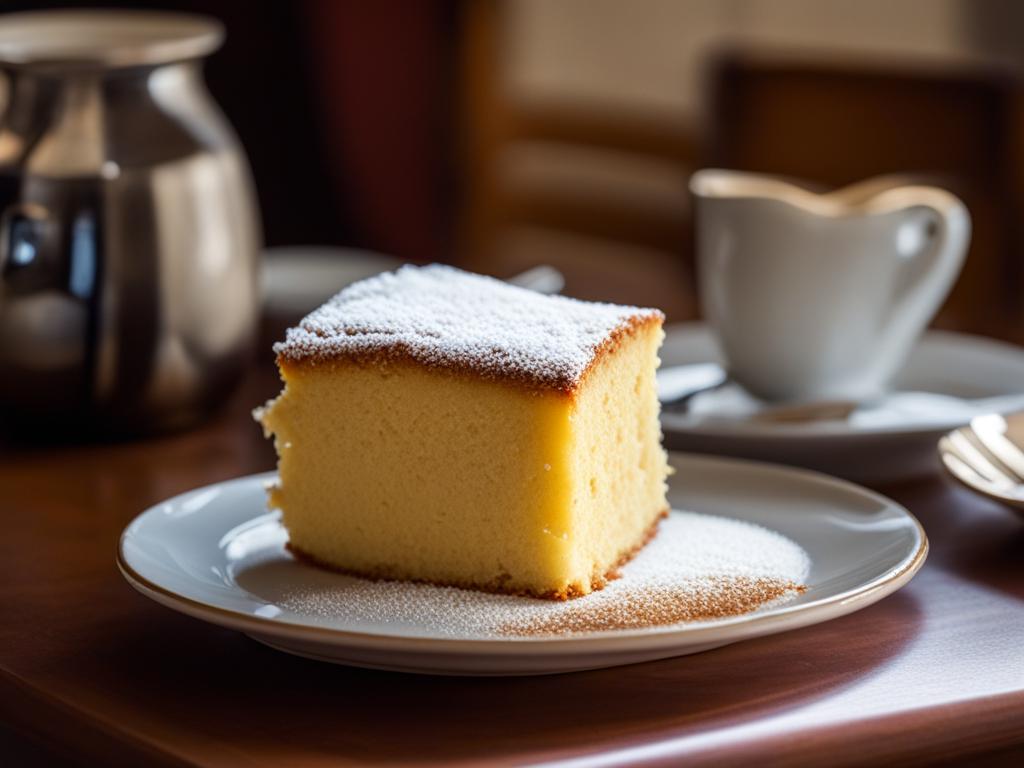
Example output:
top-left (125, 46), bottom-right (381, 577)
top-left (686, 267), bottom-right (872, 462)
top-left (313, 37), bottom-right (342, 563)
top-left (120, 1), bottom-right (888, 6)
top-left (939, 412), bottom-right (1024, 512)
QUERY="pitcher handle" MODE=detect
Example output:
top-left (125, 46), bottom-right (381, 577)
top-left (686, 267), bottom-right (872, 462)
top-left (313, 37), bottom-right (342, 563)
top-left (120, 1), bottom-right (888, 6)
top-left (878, 186), bottom-right (970, 345)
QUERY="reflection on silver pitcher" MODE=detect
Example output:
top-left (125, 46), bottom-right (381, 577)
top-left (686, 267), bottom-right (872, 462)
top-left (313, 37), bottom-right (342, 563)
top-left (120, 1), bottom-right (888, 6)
top-left (0, 10), bottom-right (261, 435)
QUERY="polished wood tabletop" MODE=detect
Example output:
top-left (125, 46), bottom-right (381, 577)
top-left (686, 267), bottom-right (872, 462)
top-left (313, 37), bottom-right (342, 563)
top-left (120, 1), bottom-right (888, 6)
top-left (3, 356), bottom-right (1024, 767)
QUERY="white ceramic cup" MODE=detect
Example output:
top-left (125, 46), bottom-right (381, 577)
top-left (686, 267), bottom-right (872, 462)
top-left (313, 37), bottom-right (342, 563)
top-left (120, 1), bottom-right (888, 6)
top-left (692, 169), bottom-right (970, 403)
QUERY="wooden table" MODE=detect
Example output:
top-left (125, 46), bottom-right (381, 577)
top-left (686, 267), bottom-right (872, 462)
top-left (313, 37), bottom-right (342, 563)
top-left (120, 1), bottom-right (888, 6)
top-left (3, 362), bottom-right (1024, 767)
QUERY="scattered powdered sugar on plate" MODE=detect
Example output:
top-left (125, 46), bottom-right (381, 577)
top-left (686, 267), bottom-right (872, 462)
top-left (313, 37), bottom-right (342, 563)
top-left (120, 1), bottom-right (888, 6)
top-left (274, 512), bottom-right (810, 638)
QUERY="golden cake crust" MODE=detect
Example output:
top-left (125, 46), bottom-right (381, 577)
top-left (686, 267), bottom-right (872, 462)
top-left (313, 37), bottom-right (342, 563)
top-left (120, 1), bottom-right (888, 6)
top-left (277, 312), bottom-right (662, 397)
top-left (274, 264), bottom-right (664, 395)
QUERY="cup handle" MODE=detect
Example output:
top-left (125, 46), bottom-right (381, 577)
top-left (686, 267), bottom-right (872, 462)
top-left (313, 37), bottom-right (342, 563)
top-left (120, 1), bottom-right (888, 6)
top-left (880, 186), bottom-right (970, 346)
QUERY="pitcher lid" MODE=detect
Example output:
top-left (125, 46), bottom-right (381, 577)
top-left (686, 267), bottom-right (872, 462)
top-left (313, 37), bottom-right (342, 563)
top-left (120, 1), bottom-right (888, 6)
top-left (0, 10), bottom-right (223, 69)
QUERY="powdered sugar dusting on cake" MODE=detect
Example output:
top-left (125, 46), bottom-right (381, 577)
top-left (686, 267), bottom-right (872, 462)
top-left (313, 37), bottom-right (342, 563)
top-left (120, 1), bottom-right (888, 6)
top-left (274, 264), bottom-right (663, 390)
top-left (261, 512), bottom-right (810, 639)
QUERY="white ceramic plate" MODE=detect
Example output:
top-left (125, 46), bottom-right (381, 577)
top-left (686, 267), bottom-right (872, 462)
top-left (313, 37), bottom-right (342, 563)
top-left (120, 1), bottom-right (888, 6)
top-left (118, 453), bottom-right (926, 676)
top-left (660, 324), bottom-right (1024, 482)
top-left (262, 246), bottom-right (401, 316)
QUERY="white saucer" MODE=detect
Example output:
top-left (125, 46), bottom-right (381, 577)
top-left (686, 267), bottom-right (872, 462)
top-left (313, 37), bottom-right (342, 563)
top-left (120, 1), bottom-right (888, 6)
top-left (118, 453), bottom-right (925, 676)
top-left (660, 324), bottom-right (1024, 482)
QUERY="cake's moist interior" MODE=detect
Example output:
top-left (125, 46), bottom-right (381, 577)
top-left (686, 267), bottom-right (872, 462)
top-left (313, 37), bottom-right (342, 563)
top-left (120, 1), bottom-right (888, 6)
top-left (568, 321), bottom-right (668, 590)
top-left (258, 318), bottom-right (668, 600)
top-left (262, 358), bottom-right (578, 596)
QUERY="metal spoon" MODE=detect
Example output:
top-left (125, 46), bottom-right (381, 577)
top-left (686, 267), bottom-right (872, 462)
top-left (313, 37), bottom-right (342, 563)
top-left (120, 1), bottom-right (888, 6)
top-left (658, 363), bottom-right (856, 422)
top-left (658, 363), bottom-right (730, 412)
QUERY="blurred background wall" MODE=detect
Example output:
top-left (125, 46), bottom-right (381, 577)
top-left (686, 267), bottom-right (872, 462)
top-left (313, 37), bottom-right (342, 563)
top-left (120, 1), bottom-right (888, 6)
top-left (4, 0), bottom-right (1024, 331)
top-left (508, 0), bottom-right (974, 117)
top-left (469, 0), bottom-right (1024, 328)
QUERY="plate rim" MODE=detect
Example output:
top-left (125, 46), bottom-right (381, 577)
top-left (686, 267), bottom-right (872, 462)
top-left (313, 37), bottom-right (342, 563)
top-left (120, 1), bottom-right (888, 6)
top-left (117, 453), bottom-right (928, 655)
top-left (660, 324), bottom-right (1024, 440)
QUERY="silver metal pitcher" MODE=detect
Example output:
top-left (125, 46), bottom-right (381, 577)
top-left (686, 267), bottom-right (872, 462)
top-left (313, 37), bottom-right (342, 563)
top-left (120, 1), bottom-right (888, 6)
top-left (0, 10), bottom-right (261, 435)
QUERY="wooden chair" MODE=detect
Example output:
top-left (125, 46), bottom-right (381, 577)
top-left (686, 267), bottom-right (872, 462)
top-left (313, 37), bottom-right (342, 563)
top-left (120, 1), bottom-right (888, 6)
top-left (456, 0), bottom-right (699, 318)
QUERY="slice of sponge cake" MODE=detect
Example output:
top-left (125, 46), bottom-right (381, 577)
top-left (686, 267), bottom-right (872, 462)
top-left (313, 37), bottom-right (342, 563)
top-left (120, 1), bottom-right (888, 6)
top-left (257, 265), bottom-right (669, 599)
